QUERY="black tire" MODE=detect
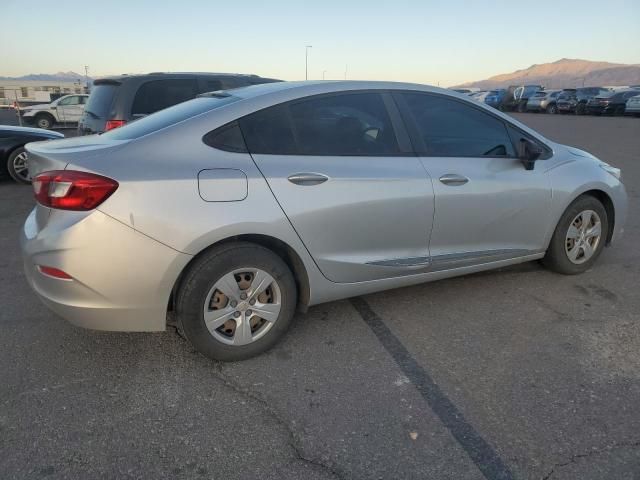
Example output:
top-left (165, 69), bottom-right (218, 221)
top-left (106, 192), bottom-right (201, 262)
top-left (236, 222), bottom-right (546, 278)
top-left (35, 113), bottom-right (55, 130)
top-left (7, 147), bottom-right (31, 184)
top-left (576, 103), bottom-right (586, 115)
top-left (546, 103), bottom-right (558, 114)
top-left (614, 105), bottom-right (625, 116)
top-left (542, 195), bottom-right (609, 275)
top-left (176, 242), bottom-right (297, 361)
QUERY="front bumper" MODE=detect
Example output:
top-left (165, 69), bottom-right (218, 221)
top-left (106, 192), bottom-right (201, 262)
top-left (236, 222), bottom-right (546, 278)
top-left (21, 208), bottom-right (192, 331)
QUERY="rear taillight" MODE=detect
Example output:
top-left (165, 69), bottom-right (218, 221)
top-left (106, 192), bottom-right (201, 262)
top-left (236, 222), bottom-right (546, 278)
top-left (32, 170), bottom-right (118, 211)
top-left (104, 119), bottom-right (126, 131)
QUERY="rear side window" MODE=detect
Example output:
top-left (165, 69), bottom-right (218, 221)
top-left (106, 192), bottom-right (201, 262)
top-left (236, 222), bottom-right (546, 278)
top-left (103, 96), bottom-right (239, 140)
top-left (240, 104), bottom-right (297, 155)
top-left (400, 92), bottom-right (515, 157)
top-left (240, 92), bottom-right (400, 156)
top-left (132, 79), bottom-right (199, 116)
top-left (203, 121), bottom-right (248, 153)
top-left (85, 84), bottom-right (118, 118)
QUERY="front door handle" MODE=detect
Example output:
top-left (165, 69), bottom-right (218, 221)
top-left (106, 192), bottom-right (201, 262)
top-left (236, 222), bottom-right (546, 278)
top-left (287, 173), bottom-right (329, 186)
top-left (439, 174), bottom-right (469, 186)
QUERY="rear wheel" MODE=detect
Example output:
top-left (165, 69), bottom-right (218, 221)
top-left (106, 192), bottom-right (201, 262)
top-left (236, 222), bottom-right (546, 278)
top-left (176, 242), bottom-right (297, 361)
top-left (546, 103), bottom-right (558, 114)
top-left (7, 147), bottom-right (31, 184)
top-left (576, 103), bottom-right (586, 115)
top-left (542, 196), bottom-right (608, 275)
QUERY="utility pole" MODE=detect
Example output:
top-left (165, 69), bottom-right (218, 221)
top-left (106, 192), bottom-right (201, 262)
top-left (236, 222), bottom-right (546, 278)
top-left (84, 65), bottom-right (90, 92)
top-left (322, 70), bottom-right (327, 80)
top-left (344, 64), bottom-right (348, 80)
top-left (305, 46), bottom-right (312, 80)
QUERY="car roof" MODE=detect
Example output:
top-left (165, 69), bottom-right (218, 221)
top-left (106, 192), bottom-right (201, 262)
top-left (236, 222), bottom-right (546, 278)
top-left (94, 72), bottom-right (272, 83)
top-left (228, 80), bottom-right (464, 100)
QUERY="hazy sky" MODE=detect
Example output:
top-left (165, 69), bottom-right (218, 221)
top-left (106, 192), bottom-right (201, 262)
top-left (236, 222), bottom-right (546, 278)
top-left (2, 0), bottom-right (639, 86)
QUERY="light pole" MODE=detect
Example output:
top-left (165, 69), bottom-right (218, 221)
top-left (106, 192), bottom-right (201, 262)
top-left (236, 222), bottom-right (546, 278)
top-left (344, 64), bottom-right (348, 80)
top-left (322, 70), bottom-right (327, 80)
top-left (305, 45), bottom-right (312, 80)
top-left (84, 65), bottom-right (89, 92)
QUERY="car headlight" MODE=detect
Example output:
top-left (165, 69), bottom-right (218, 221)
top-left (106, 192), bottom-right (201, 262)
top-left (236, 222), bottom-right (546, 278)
top-left (600, 163), bottom-right (622, 181)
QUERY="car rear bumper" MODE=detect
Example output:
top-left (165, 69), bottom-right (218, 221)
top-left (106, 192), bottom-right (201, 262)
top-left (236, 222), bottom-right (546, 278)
top-left (587, 105), bottom-right (615, 114)
top-left (20, 208), bottom-right (192, 331)
top-left (557, 104), bottom-right (576, 112)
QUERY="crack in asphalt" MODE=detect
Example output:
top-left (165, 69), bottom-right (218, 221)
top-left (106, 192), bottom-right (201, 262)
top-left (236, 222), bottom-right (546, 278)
top-left (540, 440), bottom-right (640, 480)
top-left (210, 363), bottom-right (347, 480)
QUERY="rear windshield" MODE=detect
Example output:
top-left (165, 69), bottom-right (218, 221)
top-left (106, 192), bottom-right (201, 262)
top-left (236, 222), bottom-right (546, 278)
top-left (102, 96), bottom-right (239, 140)
top-left (85, 84), bottom-right (118, 118)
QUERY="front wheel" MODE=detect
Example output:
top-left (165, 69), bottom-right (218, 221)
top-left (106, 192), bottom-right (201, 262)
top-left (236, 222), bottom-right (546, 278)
top-left (35, 114), bottom-right (55, 129)
top-left (7, 147), bottom-right (31, 184)
top-left (546, 103), bottom-right (558, 114)
top-left (176, 242), bottom-right (297, 361)
top-left (542, 196), bottom-right (609, 275)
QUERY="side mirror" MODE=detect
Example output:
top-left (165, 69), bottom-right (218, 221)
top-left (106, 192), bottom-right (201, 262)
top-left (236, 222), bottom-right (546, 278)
top-left (518, 138), bottom-right (542, 170)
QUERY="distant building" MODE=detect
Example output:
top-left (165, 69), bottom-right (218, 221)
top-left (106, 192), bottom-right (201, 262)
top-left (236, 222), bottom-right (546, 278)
top-left (0, 79), bottom-right (87, 106)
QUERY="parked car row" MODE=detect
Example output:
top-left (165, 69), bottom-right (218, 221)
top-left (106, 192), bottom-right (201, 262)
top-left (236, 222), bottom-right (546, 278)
top-left (460, 85), bottom-right (640, 116)
top-left (3, 73), bottom-right (639, 186)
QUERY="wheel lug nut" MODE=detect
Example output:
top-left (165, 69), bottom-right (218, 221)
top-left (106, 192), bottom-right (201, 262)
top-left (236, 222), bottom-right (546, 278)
top-left (245, 309), bottom-right (253, 316)
top-left (249, 299), bottom-right (255, 305)
top-left (240, 293), bottom-right (247, 300)
top-left (230, 301), bottom-right (237, 308)
top-left (234, 311), bottom-right (241, 318)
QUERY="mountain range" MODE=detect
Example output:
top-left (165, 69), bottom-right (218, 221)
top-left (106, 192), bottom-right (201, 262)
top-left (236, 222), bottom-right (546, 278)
top-left (0, 71), bottom-right (90, 82)
top-left (456, 58), bottom-right (640, 89)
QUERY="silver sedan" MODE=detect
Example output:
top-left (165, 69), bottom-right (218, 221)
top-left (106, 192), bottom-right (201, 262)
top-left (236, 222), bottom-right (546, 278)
top-left (21, 81), bottom-right (628, 360)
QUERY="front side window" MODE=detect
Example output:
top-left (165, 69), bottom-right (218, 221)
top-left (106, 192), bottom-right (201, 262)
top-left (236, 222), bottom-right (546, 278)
top-left (58, 96), bottom-right (81, 106)
top-left (132, 79), bottom-right (199, 116)
top-left (240, 92), bottom-right (400, 156)
top-left (400, 93), bottom-right (515, 157)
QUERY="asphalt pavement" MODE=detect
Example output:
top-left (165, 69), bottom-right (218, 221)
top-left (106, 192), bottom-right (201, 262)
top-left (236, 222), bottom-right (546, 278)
top-left (1, 113), bottom-right (639, 479)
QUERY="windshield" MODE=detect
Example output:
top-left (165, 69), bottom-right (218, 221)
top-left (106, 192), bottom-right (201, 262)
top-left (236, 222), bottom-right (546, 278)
top-left (102, 96), bottom-right (240, 140)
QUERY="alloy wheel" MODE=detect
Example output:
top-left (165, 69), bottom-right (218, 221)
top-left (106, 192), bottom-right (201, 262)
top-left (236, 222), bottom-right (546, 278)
top-left (565, 210), bottom-right (602, 265)
top-left (12, 150), bottom-right (30, 182)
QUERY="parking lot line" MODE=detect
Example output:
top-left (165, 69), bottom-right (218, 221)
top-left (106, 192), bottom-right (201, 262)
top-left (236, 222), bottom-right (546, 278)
top-left (350, 297), bottom-right (515, 480)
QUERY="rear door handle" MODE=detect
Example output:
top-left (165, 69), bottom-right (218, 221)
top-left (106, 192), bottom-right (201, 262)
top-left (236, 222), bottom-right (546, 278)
top-left (439, 174), bottom-right (469, 186)
top-left (287, 173), bottom-right (329, 186)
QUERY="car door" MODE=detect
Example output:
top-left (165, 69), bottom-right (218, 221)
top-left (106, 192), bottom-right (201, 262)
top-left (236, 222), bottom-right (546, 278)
top-left (56, 95), bottom-right (84, 122)
top-left (240, 91), bottom-right (435, 283)
top-left (394, 91), bottom-right (552, 270)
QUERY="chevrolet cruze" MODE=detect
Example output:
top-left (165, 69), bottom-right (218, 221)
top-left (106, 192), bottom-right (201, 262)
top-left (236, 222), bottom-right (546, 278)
top-left (21, 81), bottom-right (627, 361)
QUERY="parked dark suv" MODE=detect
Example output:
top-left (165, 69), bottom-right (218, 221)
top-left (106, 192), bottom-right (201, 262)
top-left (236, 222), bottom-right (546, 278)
top-left (556, 87), bottom-right (609, 114)
top-left (78, 72), bottom-right (280, 135)
top-left (586, 89), bottom-right (640, 115)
